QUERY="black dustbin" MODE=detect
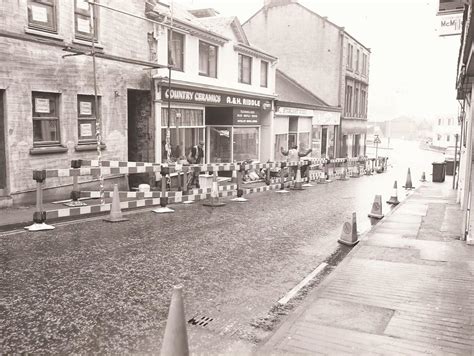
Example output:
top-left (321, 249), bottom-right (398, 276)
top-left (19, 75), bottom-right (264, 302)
top-left (432, 162), bottom-right (446, 182)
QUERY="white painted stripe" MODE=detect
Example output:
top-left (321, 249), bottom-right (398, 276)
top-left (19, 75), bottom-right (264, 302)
top-left (58, 209), bottom-right (69, 218)
top-left (278, 262), bottom-right (328, 305)
top-left (80, 206), bottom-right (90, 214)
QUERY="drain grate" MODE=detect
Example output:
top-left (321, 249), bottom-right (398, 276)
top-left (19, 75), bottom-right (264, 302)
top-left (188, 315), bottom-right (214, 327)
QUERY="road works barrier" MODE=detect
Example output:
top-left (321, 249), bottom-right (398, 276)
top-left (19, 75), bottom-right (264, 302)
top-left (25, 156), bottom-right (374, 230)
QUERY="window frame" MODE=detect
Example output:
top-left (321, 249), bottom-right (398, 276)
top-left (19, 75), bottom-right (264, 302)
top-left (168, 30), bottom-right (185, 71)
top-left (77, 95), bottom-right (100, 144)
top-left (74, 0), bottom-right (99, 41)
top-left (32, 91), bottom-right (61, 147)
top-left (238, 53), bottom-right (252, 85)
top-left (199, 40), bottom-right (218, 78)
top-left (260, 60), bottom-right (269, 88)
top-left (27, 0), bottom-right (57, 33)
top-left (347, 44), bottom-right (353, 70)
top-left (356, 49), bottom-right (360, 73)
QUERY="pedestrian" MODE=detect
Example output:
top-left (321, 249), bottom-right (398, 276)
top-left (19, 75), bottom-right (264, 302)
top-left (187, 141), bottom-right (204, 188)
top-left (280, 145), bottom-right (312, 180)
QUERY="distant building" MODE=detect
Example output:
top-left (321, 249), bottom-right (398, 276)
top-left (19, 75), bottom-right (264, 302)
top-left (243, 0), bottom-right (370, 158)
top-left (432, 117), bottom-right (461, 148)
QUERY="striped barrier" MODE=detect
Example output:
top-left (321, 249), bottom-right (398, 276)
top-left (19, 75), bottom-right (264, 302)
top-left (78, 159), bottom-right (158, 168)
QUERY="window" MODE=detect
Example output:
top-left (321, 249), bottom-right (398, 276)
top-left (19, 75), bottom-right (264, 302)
top-left (361, 89), bottom-right (367, 117)
top-left (345, 85), bottom-right (353, 116)
top-left (260, 60), bottom-right (268, 87)
top-left (238, 54), bottom-right (252, 84)
top-left (32, 92), bottom-right (60, 146)
top-left (199, 41), bottom-right (217, 78)
top-left (438, 118), bottom-right (442, 125)
top-left (169, 30), bottom-right (184, 71)
top-left (362, 54), bottom-right (368, 75)
top-left (356, 49), bottom-right (360, 72)
top-left (274, 134), bottom-right (288, 161)
top-left (77, 95), bottom-right (99, 143)
top-left (74, 0), bottom-right (98, 40)
top-left (347, 44), bottom-right (353, 69)
top-left (354, 88), bottom-right (359, 116)
top-left (28, 0), bottom-right (57, 33)
top-left (447, 135), bottom-right (450, 142)
top-left (234, 127), bottom-right (259, 161)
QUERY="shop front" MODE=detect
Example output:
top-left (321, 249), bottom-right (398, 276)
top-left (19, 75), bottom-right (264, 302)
top-left (341, 118), bottom-right (368, 158)
top-left (155, 83), bottom-right (272, 164)
top-left (311, 109), bottom-right (341, 159)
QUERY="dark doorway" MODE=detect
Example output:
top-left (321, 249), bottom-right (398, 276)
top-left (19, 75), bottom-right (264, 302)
top-left (0, 90), bottom-right (7, 195)
top-left (353, 134), bottom-right (360, 157)
top-left (127, 89), bottom-right (153, 187)
top-left (321, 127), bottom-right (328, 157)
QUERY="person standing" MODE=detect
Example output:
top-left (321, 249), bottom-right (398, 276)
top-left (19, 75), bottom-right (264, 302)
top-left (187, 141), bottom-right (204, 188)
top-left (280, 145), bottom-right (312, 179)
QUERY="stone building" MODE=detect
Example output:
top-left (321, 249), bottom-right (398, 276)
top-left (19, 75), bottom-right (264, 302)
top-left (0, 0), bottom-right (160, 205)
top-left (242, 0), bottom-right (371, 158)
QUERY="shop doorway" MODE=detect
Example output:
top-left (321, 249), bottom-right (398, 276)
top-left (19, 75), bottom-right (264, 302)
top-left (0, 90), bottom-right (6, 196)
top-left (321, 127), bottom-right (328, 157)
top-left (209, 126), bottom-right (231, 163)
top-left (127, 89), bottom-right (153, 186)
top-left (353, 134), bottom-right (360, 157)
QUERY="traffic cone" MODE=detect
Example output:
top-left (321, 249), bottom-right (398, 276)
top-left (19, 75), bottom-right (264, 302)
top-left (420, 172), bottom-right (426, 182)
top-left (338, 212), bottom-right (359, 246)
top-left (291, 166), bottom-right (304, 190)
top-left (386, 181), bottom-right (400, 205)
top-left (160, 286), bottom-right (189, 356)
top-left (104, 184), bottom-right (128, 222)
top-left (403, 168), bottom-right (414, 190)
top-left (317, 171), bottom-right (328, 184)
top-left (368, 194), bottom-right (384, 219)
top-left (203, 172), bottom-right (226, 207)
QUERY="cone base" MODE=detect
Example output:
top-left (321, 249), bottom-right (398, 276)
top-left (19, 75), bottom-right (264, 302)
top-left (153, 207), bottom-right (175, 213)
top-left (302, 183), bottom-right (313, 187)
top-left (420, 179), bottom-right (426, 182)
top-left (351, 175), bottom-right (361, 178)
top-left (203, 202), bottom-right (226, 207)
top-left (24, 222), bottom-right (55, 231)
top-left (291, 185), bottom-right (304, 190)
top-left (338, 238), bottom-right (359, 246)
top-left (276, 189), bottom-right (289, 193)
top-left (368, 213), bottom-right (384, 219)
top-left (231, 197), bottom-right (248, 202)
top-left (386, 197), bottom-right (399, 205)
top-left (183, 201), bottom-right (194, 204)
top-left (64, 200), bottom-right (87, 207)
top-left (338, 176), bottom-right (349, 181)
top-left (403, 186), bottom-right (415, 190)
top-left (317, 180), bottom-right (328, 184)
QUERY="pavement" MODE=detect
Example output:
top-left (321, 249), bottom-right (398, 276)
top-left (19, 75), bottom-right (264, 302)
top-left (259, 180), bottom-right (474, 355)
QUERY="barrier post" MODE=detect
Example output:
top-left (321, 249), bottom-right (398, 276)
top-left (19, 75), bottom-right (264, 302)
top-left (25, 170), bottom-right (55, 231)
top-left (64, 159), bottom-right (87, 207)
top-left (182, 165), bottom-right (189, 195)
top-left (302, 161), bottom-right (313, 187)
top-left (277, 162), bottom-right (289, 193)
top-left (153, 165), bottom-right (174, 214)
top-left (174, 163), bottom-right (182, 192)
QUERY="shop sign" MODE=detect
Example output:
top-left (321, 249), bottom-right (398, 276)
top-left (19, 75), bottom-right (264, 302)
top-left (276, 106), bottom-right (313, 117)
top-left (161, 86), bottom-right (270, 109)
top-left (233, 108), bottom-right (260, 125)
top-left (439, 12), bottom-right (463, 36)
top-left (35, 98), bottom-right (50, 113)
top-left (312, 110), bottom-right (340, 126)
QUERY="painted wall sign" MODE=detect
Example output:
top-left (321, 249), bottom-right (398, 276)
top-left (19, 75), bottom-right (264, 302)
top-left (80, 123), bottom-right (93, 137)
top-left (160, 85), bottom-right (270, 109)
top-left (439, 12), bottom-right (463, 36)
top-left (232, 108), bottom-right (261, 125)
top-left (312, 110), bottom-right (340, 126)
top-left (276, 106), bottom-right (313, 117)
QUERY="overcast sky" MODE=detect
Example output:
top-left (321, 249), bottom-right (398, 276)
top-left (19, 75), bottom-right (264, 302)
top-left (177, 0), bottom-right (460, 123)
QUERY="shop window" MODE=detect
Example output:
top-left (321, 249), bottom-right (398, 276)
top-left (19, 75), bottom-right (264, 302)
top-left (74, 0), bottom-right (98, 41)
top-left (298, 132), bottom-right (310, 151)
top-left (169, 30), bottom-right (184, 71)
top-left (199, 41), bottom-right (217, 78)
top-left (161, 108), bottom-right (204, 162)
top-left (238, 54), bottom-right (252, 84)
top-left (32, 92), bottom-right (60, 146)
top-left (210, 127), bottom-right (231, 163)
top-left (77, 95), bottom-right (99, 143)
top-left (260, 61), bottom-right (268, 88)
top-left (233, 127), bottom-right (259, 162)
top-left (274, 134), bottom-right (288, 161)
top-left (28, 0), bottom-right (57, 33)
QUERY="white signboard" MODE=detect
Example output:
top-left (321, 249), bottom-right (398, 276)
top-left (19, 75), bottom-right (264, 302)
top-left (35, 98), bottom-right (50, 113)
top-left (439, 13), bottom-right (463, 36)
top-left (80, 123), bottom-right (93, 137)
top-left (312, 110), bottom-right (340, 126)
top-left (77, 18), bottom-right (91, 33)
top-left (276, 106), bottom-right (313, 117)
top-left (31, 5), bottom-right (48, 23)
top-left (79, 101), bottom-right (92, 115)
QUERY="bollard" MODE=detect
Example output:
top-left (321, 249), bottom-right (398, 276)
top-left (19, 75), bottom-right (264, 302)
top-left (276, 162), bottom-right (289, 193)
top-left (231, 162), bottom-right (248, 202)
top-left (25, 170), bottom-right (55, 231)
top-left (153, 165), bottom-right (175, 213)
top-left (65, 159), bottom-right (87, 207)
